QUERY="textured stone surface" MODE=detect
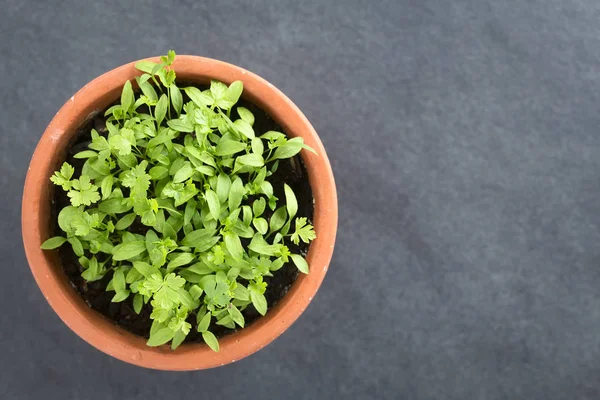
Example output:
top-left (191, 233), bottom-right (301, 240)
top-left (3, 0), bottom-right (600, 398)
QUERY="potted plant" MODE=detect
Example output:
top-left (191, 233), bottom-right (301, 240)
top-left (22, 51), bottom-right (337, 370)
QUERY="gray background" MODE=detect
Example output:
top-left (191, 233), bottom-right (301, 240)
top-left (2, 0), bottom-right (600, 398)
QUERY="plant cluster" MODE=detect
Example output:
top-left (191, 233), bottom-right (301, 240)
top-left (41, 51), bottom-right (316, 351)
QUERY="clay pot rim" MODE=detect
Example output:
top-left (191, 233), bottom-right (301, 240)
top-left (21, 55), bottom-right (337, 370)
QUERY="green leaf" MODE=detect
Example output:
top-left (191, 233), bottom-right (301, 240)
top-left (252, 218), bottom-right (268, 235)
top-left (50, 162), bottom-right (75, 190)
top-left (112, 241), bottom-right (146, 261)
top-left (67, 176), bottom-right (100, 207)
top-left (112, 268), bottom-right (126, 292)
top-left (270, 207), bottom-right (287, 233)
top-left (202, 331), bottom-right (220, 352)
top-left (167, 118), bottom-right (194, 132)
top-left (237, 107), bottom-right (254, 125)
top-left (250, 290), bottom-right (267, 316)
top-left (137, 77), bottom-right (158, 102)
top-left (181, 228), bottom-right (216, 247)
top-left (167, 252), bottom-right (195, 270)
top-left (121, 80), bottom-right (134, 111)
top-left (291, 217), bottom-right (317, 245)
top-left (132, 294), bottom-right (142, 314)
top-left (215, 139), bottom-right (247, 156)
top-left (233, 119), bottom-right (254, 139)
top-left (290, 254), bottom-right (309, 274)
top-left (251, 137), bottom-right (264, 155)
top-left (216, 173), bottom-right (231, 203)
top-left (205, 189), bottom-right (220, 221)
top-left (284, 184), bottom-right (298, 219)
top-left (237, 153), bottom-right (264, 167)
top-left (149, 165), bottom-right (169, 180)
top-left (252, 198), bottom-right (266, 217)
top-left (41, 236), bottom-right (67, 250)
top-left (132, 261), bottom-right (156, 278)
top-left (173, 162), bottom-right (194, 183)
top-left (135, 60), bottom-right (159, 74)
top-left (68, 237), bottom-right (84, 257)
top-left (272, 137), bottom-right (304, 160)
top-left (170, 84), bottom-right (183, 115)
top-left (210, 80), bottom-right (228, 99)
top-left (73, 150), bottom-right (98, 159)
top-left (171, 329), bottom-right (187, 350)
top-left (155, 94), bottom-right (168, 126)
top-left (227, 304), bottom-right (245, 327)
top-left (183, 87), bottom-right (213, 107)
top-left (223, 232), bottom-right (244, 259)
top-left (227, 80), bottom-right (243, 103)
top-left (100, 175), bottom-right (113, 200)
top-left (248, 234), bottom-right (276, 256)
top-left (147, 327), bottom-right (175, 347)
top-left (197, 312), bottom-right (211, 333)
top-left (228, 177), bottom-right (245, 211)
top-left (115, 213), bottom-right (136, 230)
top-left (98, 198), bottom-right (132, 214)
top-left (112, 290), bottom-right (130, 303)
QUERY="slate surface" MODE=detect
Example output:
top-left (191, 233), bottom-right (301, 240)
top-left (2, 0), bottom-right (600, 398)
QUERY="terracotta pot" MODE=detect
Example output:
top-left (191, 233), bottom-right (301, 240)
top-left (21, 56), bottom-right (337, 370)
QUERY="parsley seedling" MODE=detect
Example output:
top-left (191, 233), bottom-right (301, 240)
top-left (41, 51), bottom-right (317, 351)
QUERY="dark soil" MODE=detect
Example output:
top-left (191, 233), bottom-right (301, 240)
top-left (51, 82), bottom-right (314, 342)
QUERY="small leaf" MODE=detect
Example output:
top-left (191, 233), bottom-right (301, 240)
top-left (228, 304), bottom-right (245, 328)
top-left (167, 253), bottom-right (195, 270)
top-left (115, 213), bottom-right (136, 230)
top-left (112, 241), bottom-right (146, 261)
top-left (111, 290), bottom-right (130, 303)
top-left (237, 153), bottom-right (264, 167)
top-left (132, 261), bottom-right (156, 278)
top-left (173, 162), bottom-right (193, 183)
top-left (41, 236), bottom-right (67, 250)
top-left (170, 84), bottom-right (183, 115)
top-left (100, 175), bottom-right (113, 200)
top-left (251, 137), bottom-right (264, 155)
top-left (215, 139), bottom-right (247, 156)
top-left (224, 232), bottom-right (244, 259)
top-left (121, 80), bottom-right (134, 111)
top-left (216, 173), bottom-right (231, 203)
top-left (237, 107), bottom-right (254, 125)
top-left (202, 331), bottom-right (220, 352)
top-left (155, 94), bottom-right (168, 126)
top-left (197, 312), bottom-right (211, 333)
top-left (184, 87), bottom-right (213, 107)
top-left (227, 80), bottom-right (244, 103)
top-left (252, 218), bottom-right (268, 235)
top-left (290, 254), bottom-right (309, 274)
top-left (252, 198), bottom-right (266, 217)
top-left (73, 150), bottom-right (98, 159)
top-left (228, 177), bottom-right (245, 211)
top-left (171, 329), bottom-right (186, 350)
top-left (234, 119), bottom-right (254, 139)
top-left (272, 137), bottom-right (304, 160)
top-left (250, 290), bottom-right (267, 316)
top-left (135, 60), bottom-right (159, 74)
top-left (147, 327), bottom-right (175, 347)
top-left (284, 184), bottom-right (298, 219)
top-left (205, 189), bottom-right (220, 221)
top-left (269, 207), bottom-right (287, 233)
